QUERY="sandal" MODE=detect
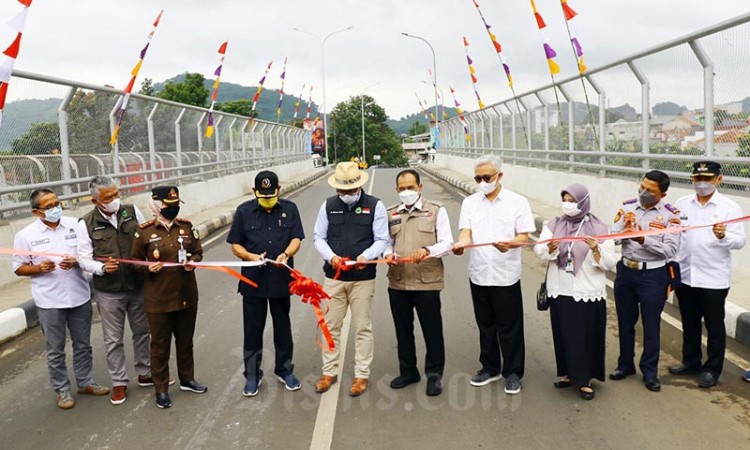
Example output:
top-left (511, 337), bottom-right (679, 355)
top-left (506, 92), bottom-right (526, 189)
top-left (579, 385), bottom-right (595, 400)
top-left (554, 377), bottom-right (571, 388)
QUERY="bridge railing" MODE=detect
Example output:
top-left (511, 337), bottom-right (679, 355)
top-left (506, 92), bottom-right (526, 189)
top-left (0, 70), bottom-right (308, 217)
top-left (437, 12), bottom-right (750, 192)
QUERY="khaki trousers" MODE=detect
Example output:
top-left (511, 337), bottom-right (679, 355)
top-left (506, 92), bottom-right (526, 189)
top-left (321, 278), bottom-right (375, 379)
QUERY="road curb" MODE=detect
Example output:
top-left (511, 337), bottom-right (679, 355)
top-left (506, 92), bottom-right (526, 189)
top-left (0, 167), bottom-right (329, 346)
top-left (420, 164), bottom-right (750, 349)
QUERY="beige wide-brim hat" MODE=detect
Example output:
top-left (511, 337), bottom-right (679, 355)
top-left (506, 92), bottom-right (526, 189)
top-left (328, 161), bottom-right (369, 190)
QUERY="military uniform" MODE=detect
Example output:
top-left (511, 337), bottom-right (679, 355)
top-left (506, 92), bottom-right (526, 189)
top-left (612, 198), bottom-right (680, 382)
top-left (131, 217), bottom-right (203, 393)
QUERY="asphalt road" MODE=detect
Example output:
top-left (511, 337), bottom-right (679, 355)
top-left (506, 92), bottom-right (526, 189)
top-left (1, 168), bottom-right (749, 449)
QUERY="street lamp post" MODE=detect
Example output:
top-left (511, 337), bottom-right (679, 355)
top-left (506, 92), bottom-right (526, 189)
top-left (420, 79), bottom-right (444, 121)
top-left (293, 26), bottom-right (354, 165)
top-left (361, 81), bottom-right (380, 163)
top-left (402, 32), bottom-right (439, 140)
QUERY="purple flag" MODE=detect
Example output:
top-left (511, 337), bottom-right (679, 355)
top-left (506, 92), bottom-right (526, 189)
top-left (214, 65), bottom-right (222, 77)
top-left (503, 64), bottom-right (511, 76)
top-left (543, 43), bottom-right (557, 59)
top-left (207, 113), bottom-right (214, 126)
top-left (140, 43), bottom-right (149, 59)
top-left (571, 38), bottom-right (583, 57)
top-left (466, 55), bottom-right (473, 65)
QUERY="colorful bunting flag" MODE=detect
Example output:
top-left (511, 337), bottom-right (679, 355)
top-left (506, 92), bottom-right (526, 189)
top-left (110, 10), bottom-right (163, 145)
top-left (530, 0), bottom-right (560, 76)
top-left (306, 85), bottom-right (314, 119)
top-left (414, 93), bottom-right (428, 120)
top-left (293, 83), bottom-right (306, 124)
top-left (276, 56), bottom-right (288, 123)
top-left (463, 37), bottom-right (486, 110)
top-left (205, 40), bottom-right (228, 138)
top-left (560, 0), bottom-right (587, 74)
top-left (449, 86), bottom-right (471, 142)
top-left (250, 61), bottom-right (273, 122)
top-left (0, 0), bottom-right (33, 128)
top-left (470, 0), bottom-right (513, 88)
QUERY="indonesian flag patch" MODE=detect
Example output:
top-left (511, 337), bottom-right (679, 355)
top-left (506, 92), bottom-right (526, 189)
top-left (362, 207), bottom-right (371, 214)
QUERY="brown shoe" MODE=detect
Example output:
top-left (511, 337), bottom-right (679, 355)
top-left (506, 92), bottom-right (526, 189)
top-left (110, 386), bottom-right (127, 405)
top-left (349, 378), bottom-right (368, 397)
top-left (77, 382), bottom-right (110, 396)
top-left (314, 375), bottom-right (338, 393)
top-left (57, 390), bottom-right (75, 409)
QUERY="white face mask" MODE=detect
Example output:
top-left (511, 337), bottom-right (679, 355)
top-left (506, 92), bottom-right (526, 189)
top-left (477, 180), bottom-right (498, 196)
top-left (694, 181), bottom-right (716, 197)
top-left (561, 201), bottom-right (581, 217)
top-left (339, 190), bottom-right (361, 206)
top-left (398, 189), bottom-right (420, 206)
top-left (100, 198), bottom-right (121, 214)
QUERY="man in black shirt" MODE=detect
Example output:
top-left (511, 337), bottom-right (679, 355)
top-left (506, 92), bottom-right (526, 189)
top-left (227, 171), bottom-right (305, 397)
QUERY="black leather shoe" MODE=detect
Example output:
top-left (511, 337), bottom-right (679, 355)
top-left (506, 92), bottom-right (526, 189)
top-left (390, 374), bottom-right (421, 390)
top-left (155, 392), bottom-right (171, 409)
top-left (579, 386), bottom-right (595, 401)
top-left (698, 372), bottom-right (718, 388)
top-left (644, 378), bottom-right (661, 392)
top-left (426, 377), bottom-right (442, 397)
top-left (609, 369), bottom-right (636, 381)
top-left (179, 379), bottom-right (208, 394)
top-left (668, 363), bottom-right (701, 375)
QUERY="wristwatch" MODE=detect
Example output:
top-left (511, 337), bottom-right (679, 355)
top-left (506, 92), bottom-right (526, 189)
top-left (282, 252), bottom-right (290, 259)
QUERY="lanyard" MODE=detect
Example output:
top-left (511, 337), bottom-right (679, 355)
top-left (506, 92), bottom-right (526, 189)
top-left (566, 217), bottom-right (588, 260)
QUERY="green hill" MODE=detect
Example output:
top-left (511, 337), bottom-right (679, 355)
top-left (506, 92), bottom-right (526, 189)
top-left (0, 98), bottom-right (60, 151)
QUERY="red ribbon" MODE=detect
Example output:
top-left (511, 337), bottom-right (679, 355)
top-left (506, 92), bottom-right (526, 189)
top-left (288, 268), bottom-right (335, 351)
top-left (333, 256), bottom-right (353, 280)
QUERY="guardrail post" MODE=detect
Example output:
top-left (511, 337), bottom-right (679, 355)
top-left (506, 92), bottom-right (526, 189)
top-left (251, 122), bottom-right (261, 166)
top-left (494, 106), bottom-right (504, 150)
top-left (689, 39), bottom-right (714, 156)
top-left (147, 103), bottom-right (159, 183)
top-left (174, 108), bottom-right (186, 178)
top-left (214, 116), bottom-right (224, 169)
top-left (586, 74), bottom-right (607, 177)
top-left (628, 61), bottom-right (651, 170)
top-left (241, 120), bottom-right (249, 164)
top-left (228, 118), bottom-right (237, 164)
top-left (259, 123), bottom-right (268, 161)
top-left (58, 87), bottom-right (76, 197)
top-left (196, 112), bottom-right (207, 175)
top-left (109, 97), bottom-right (124, 176)
top-left (535, 92), bottom-right (550, 171)
top-left (557, 84), bottom-right (575, 172)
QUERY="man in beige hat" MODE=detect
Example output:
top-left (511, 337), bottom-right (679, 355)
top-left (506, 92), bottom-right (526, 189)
top-left (313, 161), bottom-right (389, 396)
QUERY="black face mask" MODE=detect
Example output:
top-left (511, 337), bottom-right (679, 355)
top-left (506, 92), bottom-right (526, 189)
top-left (160, 205), bottom-right (180, 221)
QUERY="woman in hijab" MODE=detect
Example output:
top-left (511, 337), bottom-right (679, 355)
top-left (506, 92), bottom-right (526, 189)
top-left (534, 184), bottom-right (616, 400)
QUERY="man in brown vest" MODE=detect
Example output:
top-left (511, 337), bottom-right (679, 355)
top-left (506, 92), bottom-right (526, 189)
top-left (384, 169), bottom-right (453, 396)
top-left (76, 176), bottom-right (155, 406)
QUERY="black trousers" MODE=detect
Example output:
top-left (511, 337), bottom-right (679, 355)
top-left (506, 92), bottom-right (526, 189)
top-left (388, 288), bottom-right (445, 379)
top-left (469, 281), bottom-right (525, 378)
top-left (242, 296), bottom-right (294, 380)
top-left (146, 304), bottom-right (197, 392)
top-left (676, 284), bottom-right (729, 376)
top-left (613, 262), bottom-right (668, 380)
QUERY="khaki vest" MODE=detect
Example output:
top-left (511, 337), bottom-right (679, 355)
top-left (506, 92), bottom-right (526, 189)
top-left (387, 198), bottom-right (445, 291)
top-left (81, 204), bottom-right (143, 293)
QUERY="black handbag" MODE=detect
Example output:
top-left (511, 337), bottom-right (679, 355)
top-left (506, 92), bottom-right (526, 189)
top-left (537, 262), bottom-right (551, 311)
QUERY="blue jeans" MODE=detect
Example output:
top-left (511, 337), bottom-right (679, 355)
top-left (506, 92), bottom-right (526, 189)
top-left (37, 301), bottom-right (94, 392)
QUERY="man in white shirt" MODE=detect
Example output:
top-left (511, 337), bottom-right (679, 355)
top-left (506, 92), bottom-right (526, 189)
top-left (12, 189), bottom-right (109, 410)
top-left (383, 169), bottom-right (453, 396)
top-left (668, 161), bottom-right (746, 388)
top-left (452, 156), bottom-right (536, 395)
top-left (76, 176), bottom-right (154, 405)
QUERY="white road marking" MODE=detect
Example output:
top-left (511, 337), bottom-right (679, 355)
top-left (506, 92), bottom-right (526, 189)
top-left (309, 169), bottom-right (377, 450)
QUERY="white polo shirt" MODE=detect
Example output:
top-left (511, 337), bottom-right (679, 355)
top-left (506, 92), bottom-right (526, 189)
top-left (676, 191), bottom-right (746, 289)
top-left (12, 216), bottom-right (91, 309)
top-left (458, 187), bottom-right (536, 286)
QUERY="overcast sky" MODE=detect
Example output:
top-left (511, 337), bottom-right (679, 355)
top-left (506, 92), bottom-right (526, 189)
top-left (3, 0), bottom-right (750, 119)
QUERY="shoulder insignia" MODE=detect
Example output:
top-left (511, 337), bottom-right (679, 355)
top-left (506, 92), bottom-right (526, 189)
top-left (622, 198), bottom-right (637, 205)
top-left (139, 220), bottom-right (154, 229)
top-left (664, 203), bottom-right (680, 215)
top-left (614, 209), bottom-right (624, 223)
top-left (192, 227), bottom-right (200, 239)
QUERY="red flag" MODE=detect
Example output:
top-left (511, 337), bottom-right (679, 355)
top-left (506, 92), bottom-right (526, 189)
top-left (493, 40), bottom-right (502, 53)
top-left (124, 76), bottom-right (136, 94)
top-left (534, 12), bottom-right (546, 29)
top-left (218, 41), bottom-right (228, 54)
top-left (18, 0), bottom-right (33, 6)
top-left (471, 74), bottom-right (478, 83)
top-left (3, 33), bottom-right (22, 59)
top-left (562, 2), bottom-right (577, 20)
top-left (0, 82), bottom-right (8, 109)
top-left (463, 36), bottom-right (470, 46)
top-left (153, 10), bottom-right (163, 27)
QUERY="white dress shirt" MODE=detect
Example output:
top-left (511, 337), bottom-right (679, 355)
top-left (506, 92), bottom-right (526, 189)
top-left (534, 224), bottom-right (617, 302)
top-left (383, 197), bottom-right (454, 257)
top-left (676, 190), bottom-right (746, 289)
top-left (76, 205), bottom-right (147, 276)
top-left (12, 216), bottom-right (91, 309)
top-left (458, 187), bottom-right (536, 286)
top-left (313, 197), bottom-right (390, 263)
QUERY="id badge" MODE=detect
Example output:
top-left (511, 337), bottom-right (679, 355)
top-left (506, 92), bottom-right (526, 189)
top-left (178, 248), bottom-right (187, 264)
top-left (565, 258), bottom-right (575, 273)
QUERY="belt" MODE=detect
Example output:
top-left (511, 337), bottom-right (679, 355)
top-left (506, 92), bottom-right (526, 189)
top-left (621, 257), bottom-right (666, 271)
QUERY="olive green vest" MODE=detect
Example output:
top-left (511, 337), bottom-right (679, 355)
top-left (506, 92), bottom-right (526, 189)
top-left (386, 199), bottom-right (445, 291)
top-left (81, 204), bottom-right (143, 293)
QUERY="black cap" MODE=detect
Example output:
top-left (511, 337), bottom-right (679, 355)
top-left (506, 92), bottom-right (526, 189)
top-left (255, 170), bottom-right (279, 195)
top-left (151, 186), bottom-right (180, 204)
top-left (691, 161), bottom-right (721, 177)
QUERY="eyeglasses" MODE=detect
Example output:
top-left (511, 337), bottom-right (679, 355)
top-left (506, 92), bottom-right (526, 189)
top-left (474, 173), bottom-right (498, 183)
top-left (35, 201), bottom-right (61, 212)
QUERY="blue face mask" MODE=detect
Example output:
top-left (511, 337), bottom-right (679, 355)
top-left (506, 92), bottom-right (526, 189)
top-left (43, 205), bottom-right (63, 223)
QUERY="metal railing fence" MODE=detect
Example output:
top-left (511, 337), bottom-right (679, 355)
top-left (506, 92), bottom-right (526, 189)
top-left (436, 12), bottom-right (750, 192)
top-left (0, 69), bottom-right (308, 217)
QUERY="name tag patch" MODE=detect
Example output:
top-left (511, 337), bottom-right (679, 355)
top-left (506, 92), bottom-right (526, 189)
top-left (31, 238), bottom-right (50, 246)
top-left (93, 226), bottom-right (106, 231)
top-left (389, 218), bottom-right (401, 226)
top-left (330, 210), bottom-right (344, 215)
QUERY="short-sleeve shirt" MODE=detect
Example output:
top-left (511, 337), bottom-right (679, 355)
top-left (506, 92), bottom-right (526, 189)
top-left (458, 188), bottom-right (536, 286)
top-left (227, 198), bottom-right (305, 298)
top-left (612, 198), bottom-right (680, 263)
top-left (12, 217), bottom-right (91, 309)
